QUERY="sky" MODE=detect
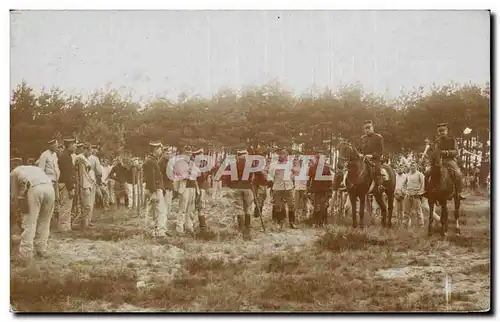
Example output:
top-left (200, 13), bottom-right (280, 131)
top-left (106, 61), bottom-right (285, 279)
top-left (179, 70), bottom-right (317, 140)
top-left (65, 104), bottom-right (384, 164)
top-left (10, 10), bottom-right (490, 101)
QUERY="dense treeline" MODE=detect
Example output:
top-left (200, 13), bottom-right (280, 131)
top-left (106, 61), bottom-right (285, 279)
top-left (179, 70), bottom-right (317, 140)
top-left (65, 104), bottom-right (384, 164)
top-left (10, 81), bottom-right (490, 164)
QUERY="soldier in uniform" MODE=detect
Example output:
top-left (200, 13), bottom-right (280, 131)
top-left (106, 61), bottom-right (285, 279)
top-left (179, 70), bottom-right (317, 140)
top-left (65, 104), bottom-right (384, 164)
top-left (360, 120), bottom-right (385, 192)
top-left (142, 141), bottom-right (167, 239)
top-left (57, 138), bottom-right (76, 232)
top-left (11, 164), bottom-right (56, 266)
top-left (158, 146), bottom-right (177, 231)
top-left (307, 151), bottom-right (333, 227)
top-left (424, 123), bottom-right (466, 200)
top-left (251, 148), bottom-right (271, 219)
top-left (192, 148), bottom-right (212, 233)
top-left (229, 149), bottom-right (256, 240)
top-left (174, 145), bottom-right (197, 236)
top-left (38, 138), bottom-right (61, 229)
top-left (74, 143), bottom-right (95, 230)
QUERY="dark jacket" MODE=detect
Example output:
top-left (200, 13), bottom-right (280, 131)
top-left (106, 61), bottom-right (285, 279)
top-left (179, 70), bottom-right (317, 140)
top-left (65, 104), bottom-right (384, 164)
top-left (58, 150), bottom-right (75, 191)
top-left (361, 133), bottom-right (384, 159)
top-left (158, 156), bottom-right (175, 191)
top-left (109, 163), bottom-right (128, 183)
top-left (142, 154), bottom-right (163, 192)
top-left (228, 158), bottom-right (254, 190)
top-left (435, 135), bottom-right (458, 160)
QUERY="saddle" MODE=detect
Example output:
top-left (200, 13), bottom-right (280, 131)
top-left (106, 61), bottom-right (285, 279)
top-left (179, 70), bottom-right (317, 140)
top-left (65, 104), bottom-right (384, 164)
top-left (364, 159), bottom-right (389, 181)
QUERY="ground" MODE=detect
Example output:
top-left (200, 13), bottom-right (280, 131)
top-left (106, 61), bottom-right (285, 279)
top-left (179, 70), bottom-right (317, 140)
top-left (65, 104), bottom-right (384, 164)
top-left (10, 189), bottom-right (490, 312)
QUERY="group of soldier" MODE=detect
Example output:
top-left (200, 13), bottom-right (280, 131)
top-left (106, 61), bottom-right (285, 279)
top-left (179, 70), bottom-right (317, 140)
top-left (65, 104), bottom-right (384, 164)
top-left (10, 118), bottom-right (468, 265)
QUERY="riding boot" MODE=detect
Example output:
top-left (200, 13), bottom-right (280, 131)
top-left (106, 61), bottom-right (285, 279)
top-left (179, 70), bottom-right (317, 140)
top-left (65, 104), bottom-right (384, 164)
top-left (288, 206), bottom-right (297, 229)
top-left (243, 213), bottom-right (252, 240)
top-left (253, 205), bottom-right (261, 218)
top-left (237, 215), bottom-right (244, 231)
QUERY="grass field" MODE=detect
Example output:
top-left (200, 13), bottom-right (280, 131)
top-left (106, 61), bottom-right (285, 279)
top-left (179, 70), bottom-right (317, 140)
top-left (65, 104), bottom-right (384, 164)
top-left (10, 189), bottom-right (490, 312)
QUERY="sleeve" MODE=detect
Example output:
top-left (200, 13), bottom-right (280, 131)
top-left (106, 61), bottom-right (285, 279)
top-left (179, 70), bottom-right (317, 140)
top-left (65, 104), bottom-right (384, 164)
top-left (38, 152), bottom-right (47, 171)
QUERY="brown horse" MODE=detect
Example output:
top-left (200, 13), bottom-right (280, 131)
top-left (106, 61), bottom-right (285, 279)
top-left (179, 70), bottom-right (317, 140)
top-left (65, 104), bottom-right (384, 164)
top-left (338, 141), bottom-right (396, 228)
top-left (425, 142), bottom-right (461, 238)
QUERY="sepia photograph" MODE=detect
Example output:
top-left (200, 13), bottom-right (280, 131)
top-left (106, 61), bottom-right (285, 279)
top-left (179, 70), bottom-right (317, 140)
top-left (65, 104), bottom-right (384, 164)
top-left (9, 8), bottom-right (491, 313)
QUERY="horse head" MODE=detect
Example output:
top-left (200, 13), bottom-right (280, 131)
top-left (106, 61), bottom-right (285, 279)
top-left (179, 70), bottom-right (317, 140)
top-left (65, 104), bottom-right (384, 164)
top-left (337, 140), bottom-right (371, 186)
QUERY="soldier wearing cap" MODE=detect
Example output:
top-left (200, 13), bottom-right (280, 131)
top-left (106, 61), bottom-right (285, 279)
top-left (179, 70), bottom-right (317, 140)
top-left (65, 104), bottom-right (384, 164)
top-left (229, 148), bottom-right (256, 239)
top-left (74, 143), bottom-right (95, 229)
top-left (11, 164), bottom-right (55, 265)
top-left (307, 150), bottom-right (333, 227)
top-left (174, 145), bottom-right (198, 235)
top-left (360, 120), bottom-right (385, 192)
top-left (252, 148), bottom-right (271, 220)
top-left (87, 145), bottom-right (102, 224)
top-left (158, 146), bottom-right (177, 226)
top-left (38, 138), bottom-right (61, 228)
top-left (425, 123), bottom-right (466, 200)
top-left (142, 141), bottom-right (167, 238)
top-left (10, 157), bottom-right (23, 171)
top-left (57, 138), bottom-right (76, 231)
top-left (192, 148), bottom-right (212, 233)
top-left (268, 147), bottom-right (297, 229)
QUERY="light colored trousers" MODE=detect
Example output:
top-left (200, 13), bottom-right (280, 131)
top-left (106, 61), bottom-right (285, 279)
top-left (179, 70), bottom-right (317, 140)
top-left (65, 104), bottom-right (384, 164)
top-left (18, 183), bottom-right (55, 259)
top-left (127, 183), bottom-right (138, 209)
top-left (403, 195), bottom-right (424, 227)
top-left (58, 184), bottom-right (72, 232)
top-left (235, 188), bottom-right (254, 216)
top-left (144, 189), bottom-right (167, 237)
top-left (177, 181), bottom-right (196, 233)
top-left (164, 189), bottom-right (173, 223)
top-left (107, 179), bottom-right (116, 204)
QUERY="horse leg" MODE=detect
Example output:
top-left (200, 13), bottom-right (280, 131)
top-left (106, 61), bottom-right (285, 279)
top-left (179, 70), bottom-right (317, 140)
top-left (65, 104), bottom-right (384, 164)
top-left (454, 194), bottom-right (461, 235)
top-left (374, 193), bottom-right (386, 228)
top-left (359, 194), bottom-right (366, 229)
top-left (349, 193), bottom-right (357, 228)
top-left (440, 199), bottom-right (448, 239)
top-left (387, 192), bottom-right (394, 228)
top-left (428, 197), bottom-right (434, 237)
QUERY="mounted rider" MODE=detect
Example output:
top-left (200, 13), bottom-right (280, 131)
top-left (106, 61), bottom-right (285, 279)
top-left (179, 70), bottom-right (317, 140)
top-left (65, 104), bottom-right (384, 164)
top-left (359, 120), bottom-right (385, 193)
top-left (424, 122), bottom-right (466, 200)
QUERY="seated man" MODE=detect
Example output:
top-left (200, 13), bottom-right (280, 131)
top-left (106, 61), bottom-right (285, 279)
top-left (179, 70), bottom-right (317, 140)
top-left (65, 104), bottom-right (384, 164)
top-left (360, 120), bottom-right (385, 193)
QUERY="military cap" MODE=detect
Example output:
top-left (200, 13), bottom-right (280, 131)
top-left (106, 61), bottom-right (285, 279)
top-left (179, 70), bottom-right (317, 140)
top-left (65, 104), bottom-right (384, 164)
top-left (236, 149), bottom-right (248, 156)
top-left (192, 148), bottom-right (204, 155)
top-left (64, 137), bottom-right (76, 144)
top-left (76, 142), bottom-right (85, 148)
top-left (183, 145), bottom-right (193, 153)
top-left (10, 157), bottom-right (22, 162)
top-left (90, 144), bottom-right (99, 149)
top-left (363, 120), bottom-right (373, 126)
top-left (149, 141), bottom-right (162, 148)
top-left (437, 123), bottom-right (448, 128)
top-left (48, 138), bottom-right (58, 145)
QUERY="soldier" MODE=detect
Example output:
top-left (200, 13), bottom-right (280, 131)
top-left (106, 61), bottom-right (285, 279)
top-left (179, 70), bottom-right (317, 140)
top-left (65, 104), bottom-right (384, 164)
top-left (307, 151), bottom-right (333, 227)
top-left (252, 148), bottom-right (271, 219)
top-left (174, 145), bottom-right (197, 236)
top-left (268, 147), bottom-right (297, 229)
top-left (109, 156), bottom-right (129, 208)
top-left (158, 146), bottom-right (177, 229)
top-left (192, 148), bottom-right (211, 233)
top-left (424, 123), bottom-right (466, 200)
top-left (11, 164), bottom-right (55, 266)
top-left (88, 145), bottom-right (102, 224)
top-left (142, 141), bottom-right (167, 239)
top-left (360, 120), bottom-right (384, 193)
top-left (229, 149), bottom-right (256, 240)
top-left (38, 138), bottom-right (61, 228)
top-left (57, 138), bottom-right (76, 232)
top-left (74, 143), bottom-right (95, 230)
top-left (293, 156), bottom-right (309, 221)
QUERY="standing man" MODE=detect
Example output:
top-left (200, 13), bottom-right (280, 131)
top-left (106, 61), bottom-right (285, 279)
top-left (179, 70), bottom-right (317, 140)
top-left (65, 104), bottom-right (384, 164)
top-left (142, 141), bottom-right (167, 239)
top-left (11, 163), bottom-right (55, 265)
top-left (360, 120), bottom-right (385, 193)
top-left (109, 156), bottom-right (129, 208)
top-left (74, 144), bottom-right (95, 230)
top-left (229, 149), bottom-right (256, 240)
top-left (173, 145), bottom-right (197, 236)
top-left (100, 158), bottom-right (112, 210)
top-left (252, 148), bottom-right (271, 219)
top-left (88, 145), bottom-right (102, 224)
top-left (394, 165), bottom-right (407, 225)
top-left (192, 148), bottom-right (211, 233)
top-left (38, 138), bottom-right (60, 227)
top-left (307, 152), bottom-right (333, 227)
top-left (293, 157), bottom-right (309, 221)
top-left (57, 138), bottom-right (76, 232)
top-left (402, 162), bottom-right (426, 228)
top-left (268, 148), bottom-right (296, 229)
top-left (158, 146), bottom-right (177, 232)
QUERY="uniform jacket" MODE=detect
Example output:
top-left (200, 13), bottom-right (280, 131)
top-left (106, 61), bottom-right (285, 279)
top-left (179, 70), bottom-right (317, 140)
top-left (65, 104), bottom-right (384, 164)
top-left (360, 133), bottom-right (384, 159)
top-left (435, 135), bottom-right (458, 160)
top-left (142, 154), bottom-right (163, 192)
top-left (58, 150), bottom-right (75, 191)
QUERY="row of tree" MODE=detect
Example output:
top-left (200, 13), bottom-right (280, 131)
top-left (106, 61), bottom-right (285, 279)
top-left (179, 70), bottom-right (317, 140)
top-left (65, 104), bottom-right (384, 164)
top-left (10, 81), bottom-right (490, 184)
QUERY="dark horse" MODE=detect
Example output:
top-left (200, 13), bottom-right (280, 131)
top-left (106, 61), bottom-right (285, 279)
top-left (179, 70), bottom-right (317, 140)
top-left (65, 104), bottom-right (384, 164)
top-left (425, 142), bottom-right (461, 238)
top-left (338, 141), bottom-right (396, 228)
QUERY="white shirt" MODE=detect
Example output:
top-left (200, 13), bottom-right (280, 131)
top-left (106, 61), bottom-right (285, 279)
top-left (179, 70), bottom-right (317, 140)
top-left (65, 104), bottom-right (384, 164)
top-left (395, 173), bottom-right (407, 195)
top-left (101, 165), bottom-right (112, 182)
top-left (11, 166), bottom-right (52, 200)
top-left (88, 155), bottom-right (102, 181)
top-left (38, 149), bottom-right (60, 182)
